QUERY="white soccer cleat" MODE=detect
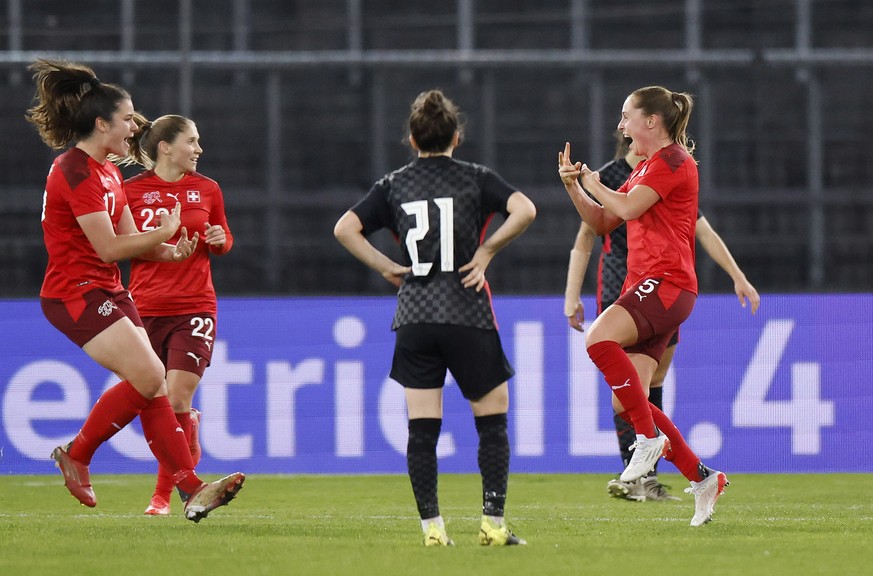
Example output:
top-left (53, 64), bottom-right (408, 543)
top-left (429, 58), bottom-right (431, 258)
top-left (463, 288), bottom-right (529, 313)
top-left (620, 434), bottom-right (670, 482)
top-left (686, 471), bottom-right (729, 526)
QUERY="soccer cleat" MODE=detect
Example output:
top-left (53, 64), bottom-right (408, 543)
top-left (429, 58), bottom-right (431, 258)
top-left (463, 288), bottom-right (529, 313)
top-left (620, 434), bottom-right (670, 482)
top-left (478, 516), bottom-right (527, 546)
top-left (184, 472), bottom-right (245, 523)
top-left (423, 521), bottom-right (454, 547)
top-left (685, 471), bottom-right (729, 526)
top-left (606, 477), bottom-right (646, 501)
top-left (642, 476), bottom-right (681, 502)
top-left (51, 443), bottom-right (96, 507)
top-left (189, 408), bottom-right (202, 465)
top-left (144, 496), bottom-right (171, 516)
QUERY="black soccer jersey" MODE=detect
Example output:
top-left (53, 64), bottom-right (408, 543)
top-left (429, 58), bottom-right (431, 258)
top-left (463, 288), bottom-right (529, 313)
top-left (352, 156), bottom-right (515, 330)
top-left (595, 158), bottom-right (632, 311)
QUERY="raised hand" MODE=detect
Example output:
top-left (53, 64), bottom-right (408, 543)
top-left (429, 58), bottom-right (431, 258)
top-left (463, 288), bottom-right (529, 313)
top-left (158, 202), bottom-right (183, 237)
top-left (171, 226), bottom-right (200, 261)
top-left (558, 141), bottom-right (583, 186)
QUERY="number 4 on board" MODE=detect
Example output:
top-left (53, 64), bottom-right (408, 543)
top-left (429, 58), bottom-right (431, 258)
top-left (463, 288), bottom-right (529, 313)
top-left (732, 319), bottom-right (835, 455)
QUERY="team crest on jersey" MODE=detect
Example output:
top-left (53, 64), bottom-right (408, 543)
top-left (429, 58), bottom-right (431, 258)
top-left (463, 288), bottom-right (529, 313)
top-left (97, 299), bottom-right (118, 317)
top-left (187, 190), bottom-right (201, 203)
top-left (143, 191), bottom-right (161, 205)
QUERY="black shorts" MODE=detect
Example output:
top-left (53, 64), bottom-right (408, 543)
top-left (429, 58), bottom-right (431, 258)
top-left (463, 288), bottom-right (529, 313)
top-left (390, 323), bottom-right (515, 401)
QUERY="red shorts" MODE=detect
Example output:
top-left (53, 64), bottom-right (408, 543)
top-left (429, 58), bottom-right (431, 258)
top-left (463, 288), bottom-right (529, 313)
top-left (141, 313), bottom-right (217, 377)
top-left (41, 288), bottom-right (143, 348)
top-left (614, 277), bottom-right (695, 362)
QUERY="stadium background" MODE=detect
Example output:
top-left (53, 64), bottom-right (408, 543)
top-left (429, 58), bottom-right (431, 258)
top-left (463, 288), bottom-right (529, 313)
top-left (0, 1), bottom-right (871, 476)
top-left (0, 0), bottom-right (871, 297)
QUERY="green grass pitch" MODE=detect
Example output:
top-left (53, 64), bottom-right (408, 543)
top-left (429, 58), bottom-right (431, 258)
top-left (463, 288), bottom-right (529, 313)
top-left (1, 473), bottom-right (871, 575)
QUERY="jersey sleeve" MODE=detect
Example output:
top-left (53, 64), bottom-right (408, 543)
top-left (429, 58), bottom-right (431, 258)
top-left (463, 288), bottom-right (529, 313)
top-left (479, 167), bottom-right (515, 218)
top-left (350, 179), bottom-right (394, 236)
top-left (208, 182), bottom-right (233, 255)
top-left (636, 155), bottom-right (690, 200)
top-left (65, 172), bottom-right (109, 217)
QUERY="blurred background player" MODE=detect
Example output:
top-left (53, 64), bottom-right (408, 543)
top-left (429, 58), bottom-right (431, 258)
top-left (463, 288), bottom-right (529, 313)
top-left (124, 114), bottom-right (234, 515)
top-left (564, 132), bottom-right (760, 502)
top-left (26, 58), bottom-right (244, 522)
top-left (334, 89), bottom-right (536, 545)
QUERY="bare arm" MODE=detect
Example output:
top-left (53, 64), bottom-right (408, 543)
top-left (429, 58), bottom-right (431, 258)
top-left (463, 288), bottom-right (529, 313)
top-left (136, 228), bottom-right (200, 262)
top-left (334, 210), bottom-right (411, 288)
top-left (78, 202), bottom-right (192, 263)
top-left (564, 221), bottom-right (596, 332)
top-left (459, 191), bottom-right (537, 292)
top-left (580, 172), bottom-right (661, 222)
top-left (696, 215), bottom-right (760, 314)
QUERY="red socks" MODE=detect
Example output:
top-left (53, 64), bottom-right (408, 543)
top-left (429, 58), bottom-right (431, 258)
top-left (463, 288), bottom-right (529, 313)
top-left (616, 404), bottom-right (703, 482)
top-left (139, 396), bottom-right (202, 494)
top-left (648, 404), bottom-right (703, 481)
top-left (587, 340), bottom-right (656, 437)
top-left (67, 382), bottom-right (205, 495)
top-left (152, 411), bottom-right (197, 501)
top-left (69, 380), bottom-right (149, 465)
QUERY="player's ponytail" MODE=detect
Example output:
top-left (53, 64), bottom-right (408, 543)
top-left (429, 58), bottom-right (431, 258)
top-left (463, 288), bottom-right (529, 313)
top-left (631, 86), bottom-right (695, 155)
top-left (25, 59), bottom-right (131, 150)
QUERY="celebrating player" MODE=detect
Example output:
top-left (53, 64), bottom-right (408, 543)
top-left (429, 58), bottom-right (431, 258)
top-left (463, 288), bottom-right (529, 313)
top-left (558, 86), bottom-right (728, 526)
top-left (123, 114), bottom-right (233, 515)
top-left (26, 58), bottom-right (243, 522)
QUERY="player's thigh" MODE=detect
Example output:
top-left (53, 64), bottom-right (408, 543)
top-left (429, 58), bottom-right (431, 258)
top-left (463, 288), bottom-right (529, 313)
top-left (405, 387), bottom-right (444, 419)
top-left (469, 382), bottom-right (509, 417)
top-left (586, 303), bottom-right (639, 347)
top-left (165, 369), bottom-right (202, 411)
top-left (83, 319), bottom-right (166, 396)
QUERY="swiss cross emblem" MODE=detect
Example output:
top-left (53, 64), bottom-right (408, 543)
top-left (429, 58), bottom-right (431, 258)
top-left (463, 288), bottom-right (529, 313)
top-left (187, 190), bottom-right (201, 203)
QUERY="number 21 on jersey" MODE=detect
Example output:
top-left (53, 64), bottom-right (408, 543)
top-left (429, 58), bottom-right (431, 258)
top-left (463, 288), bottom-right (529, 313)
top-left (401, 198), bottom-right (454, 276)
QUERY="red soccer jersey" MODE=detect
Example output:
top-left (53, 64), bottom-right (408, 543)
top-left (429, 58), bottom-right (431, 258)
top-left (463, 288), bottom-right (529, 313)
top-left (40, 147), bottom-right (126, 298)
top-left (617, 143), bottom-right (699, 295)
top-left (125, 170), bottom-right (232, 316)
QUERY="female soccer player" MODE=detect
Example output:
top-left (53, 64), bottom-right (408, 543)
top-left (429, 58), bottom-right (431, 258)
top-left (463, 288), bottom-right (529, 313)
top-left (335, 89), bottom-right (536, 545)
top-left (26, 59), bottom-right (243, 522)
top-left (124, 114), bottom-right (233, 515)
top-left (558, 86), bottom-right (728, 526)
top-left (564, 133), bottom-right (759, 503)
